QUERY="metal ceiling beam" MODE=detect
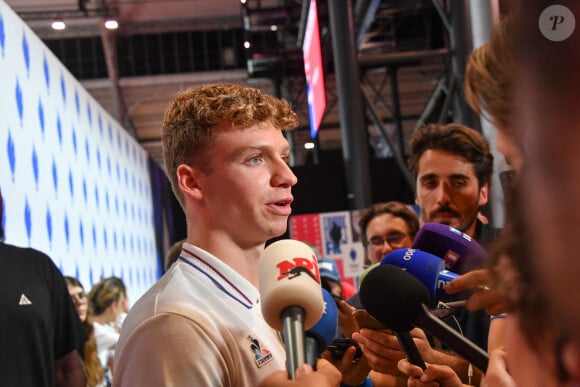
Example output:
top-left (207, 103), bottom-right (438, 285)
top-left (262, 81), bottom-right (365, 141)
top-left (354, 0), bottom-right (381, 49)
top-left (358, 48), bottom-right (449, 68)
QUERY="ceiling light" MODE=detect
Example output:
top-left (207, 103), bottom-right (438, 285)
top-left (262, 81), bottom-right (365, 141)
top-left (304, 142), bottom-right (315, 150)
top-left (244, 41), bottom-right (251, 49)
top-left (51, 20), bottom-right (66, 30)
top-left (104, 19), bottom-right (119, 30)
top-left (270, 25), bottom-right (278, 31)
top-left (240, 0), bottom-right (247, 4)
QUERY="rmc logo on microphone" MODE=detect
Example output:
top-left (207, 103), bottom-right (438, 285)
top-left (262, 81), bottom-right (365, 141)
top-left (276, 255), bottom-right (321, 283)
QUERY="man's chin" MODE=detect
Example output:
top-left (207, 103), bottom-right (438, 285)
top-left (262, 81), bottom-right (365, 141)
top-left (431, 216), bottom-right (455, 226)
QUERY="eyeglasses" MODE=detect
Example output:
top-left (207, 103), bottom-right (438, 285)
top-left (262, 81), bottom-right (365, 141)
top-left (366, 232), bottom-right (408, 248)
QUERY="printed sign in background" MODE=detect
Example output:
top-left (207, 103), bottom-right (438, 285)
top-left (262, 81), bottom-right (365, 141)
top-left (0, 2), bottom-right (162, 303)
top-left (290, 211), bottom-right (365, 290)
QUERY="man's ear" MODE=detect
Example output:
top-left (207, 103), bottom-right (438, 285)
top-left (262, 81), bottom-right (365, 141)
top-left (177, 164), bottom-right (204, 200)
top-left (478, 183), bottom-right (489, 207)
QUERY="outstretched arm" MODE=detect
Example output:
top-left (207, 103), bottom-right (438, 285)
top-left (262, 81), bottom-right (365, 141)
top-left (259, 360), bottom-right (341, 387)
top-left (55, 349), bottom-right (86, 387)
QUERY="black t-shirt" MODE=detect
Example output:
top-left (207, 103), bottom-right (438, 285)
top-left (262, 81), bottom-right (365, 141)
top-left (0, 243), bottom-right (87, 387)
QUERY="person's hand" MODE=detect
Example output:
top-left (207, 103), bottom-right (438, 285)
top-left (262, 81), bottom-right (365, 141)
top-left (258, 359), bottom-right (341, 387)
top-left (351, 328), bottom-right (404, 375)
top-left (480, 348), bottom-right (516, 387)
top-left (322, 344), bottom-right (371, 385)
top-left (351, 327), bottom-right (435, 375)
top-left (398, 359), bottom-right (465, 387)
top-left (337, 300), bottom-right (358, 339)
top-left (444, 269), bottom-right (505, 315)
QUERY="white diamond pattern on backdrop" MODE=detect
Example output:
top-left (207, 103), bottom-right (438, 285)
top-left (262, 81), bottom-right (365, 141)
top-left (0, 1), bottom-right (159, 303)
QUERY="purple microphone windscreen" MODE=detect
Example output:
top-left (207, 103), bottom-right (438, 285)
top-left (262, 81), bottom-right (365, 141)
top-left (359, 264), bottom-right (430, 331)
top-left (412, 222), bottom-right (487, 274)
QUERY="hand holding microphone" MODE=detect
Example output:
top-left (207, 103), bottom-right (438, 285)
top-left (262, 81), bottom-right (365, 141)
top-left (410, 223), bottom-right (504, 315)
top-left (444, 269), bottom-right (505, 316)
top-left (360, 264), bottom-right (489, 372)
top-left (259, 240), bottom-right (324, 379)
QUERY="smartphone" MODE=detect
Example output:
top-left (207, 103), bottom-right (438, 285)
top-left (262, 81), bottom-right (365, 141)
top-left (327, 338), bottom-right (363, 361)
top-left (353, 309), bottom-right (391, 332)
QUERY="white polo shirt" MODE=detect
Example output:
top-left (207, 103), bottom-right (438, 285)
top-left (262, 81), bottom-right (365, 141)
top-left (113, 243), bottom-right (287, 386)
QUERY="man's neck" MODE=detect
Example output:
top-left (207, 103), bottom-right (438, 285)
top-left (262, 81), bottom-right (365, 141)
top-left (464, 219), bottom-right (479, 240)
top-left (187, 231), bottom-right (265, 288)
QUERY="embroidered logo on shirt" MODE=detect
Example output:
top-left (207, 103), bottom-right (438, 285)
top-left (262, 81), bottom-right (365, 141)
top-left (19, 294), bottom-right (32, 305)
top-left (248, 335), bottom-right (273, 367)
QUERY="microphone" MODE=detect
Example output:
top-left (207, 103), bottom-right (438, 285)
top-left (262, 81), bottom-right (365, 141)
top-left (412, 222), bottom-right (487, 274)
top-left (381, 248), bottom-right (461, 306)
top-left (360, 264), bottom-right (489, 372)
top-left (304, 288), bottom-right (339, 366)
top-left (356, 261), bottom-right (426, 370)
top-left (259, 239), bottom-right (324, 379)
top-left (357, 262), bottom-right (380, 290)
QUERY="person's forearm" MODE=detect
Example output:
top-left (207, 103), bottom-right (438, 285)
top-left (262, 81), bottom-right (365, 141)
top-left (55, 350), bottom-right (87, 387)
top-left (427, 350), bottom-right (483, 385)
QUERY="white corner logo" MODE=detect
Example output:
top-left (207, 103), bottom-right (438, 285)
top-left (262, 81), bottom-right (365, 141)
top-left (19, 294), bottom-right (32, 305)
top-left (538, 5), bottom-right (576, 42)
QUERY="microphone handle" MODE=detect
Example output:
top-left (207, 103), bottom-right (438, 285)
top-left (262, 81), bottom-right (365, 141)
top-left (395, 331), bottom-right (426, 370)
top-left (417, 304), bottom-right (489, 372)
top-left (282, 305), bottom-right (307, 379)
top-left (304, 336), bottom-right (318, 368)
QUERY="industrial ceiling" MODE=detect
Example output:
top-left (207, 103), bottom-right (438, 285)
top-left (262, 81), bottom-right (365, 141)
top-left (7, 0), bottom-right (458, 169)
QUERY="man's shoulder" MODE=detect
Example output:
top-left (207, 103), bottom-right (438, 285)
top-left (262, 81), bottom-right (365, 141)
top-left (1, 242), bottom-right (52, 257)
top-left (0, 242), bottom-right (57, 269)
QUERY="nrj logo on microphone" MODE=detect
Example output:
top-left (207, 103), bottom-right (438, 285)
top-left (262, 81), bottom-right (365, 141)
top-left (276, 255), bottom-right (320, 283)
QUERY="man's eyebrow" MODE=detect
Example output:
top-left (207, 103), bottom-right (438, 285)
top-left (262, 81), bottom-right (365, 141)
top-left (449, 173), bottom-right (471, 180)
top-left (232, 144), bottom-right (290, 157)
top-left (419, 173), bottom-right (438, 180)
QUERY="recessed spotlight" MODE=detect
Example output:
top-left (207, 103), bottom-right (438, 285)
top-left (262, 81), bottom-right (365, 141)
top-left (304, 142), bottom-right (315, 150)
top-left (51, 20), bottom-right (66, 30)
top-left (270, 25), bottom-right (278, 31)
top-left (104, 19), bottom-right (119, 30)
top-left (244, 41), bottom-right (251, 49)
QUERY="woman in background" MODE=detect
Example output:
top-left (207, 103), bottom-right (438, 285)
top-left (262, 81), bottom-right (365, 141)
top-left (65, 276), bottom-right (106, 387)
top-left (88, 276), bottom-right (129, 385)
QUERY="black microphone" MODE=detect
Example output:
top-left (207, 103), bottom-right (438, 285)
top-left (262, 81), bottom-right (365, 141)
top-left (357, 263), bottom-right (426, 370)
top-left (359, 264), bottom-right (489, 372)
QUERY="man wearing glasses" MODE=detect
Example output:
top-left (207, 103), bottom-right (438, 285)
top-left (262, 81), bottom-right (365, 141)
top-left (358, 201), bottom-right (420, 265)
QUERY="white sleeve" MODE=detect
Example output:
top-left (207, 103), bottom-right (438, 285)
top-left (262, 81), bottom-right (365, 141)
top-left (93, 322), bottom-right (120, 352)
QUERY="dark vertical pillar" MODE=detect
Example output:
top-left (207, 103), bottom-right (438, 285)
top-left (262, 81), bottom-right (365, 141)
top-left (328, 0), bottom-right (372, 210)
top-left (449, 0), bottom-right (476, 127)
top-left (388, 66), bottom-right (405, 157)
